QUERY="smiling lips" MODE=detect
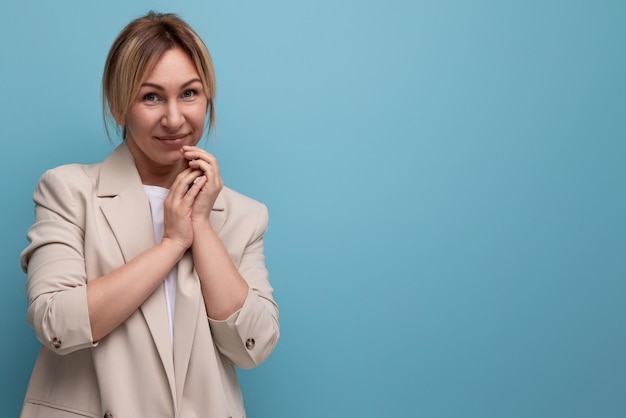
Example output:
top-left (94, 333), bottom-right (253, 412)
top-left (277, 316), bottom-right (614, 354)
top-left (155, 134), bottom-right (189, 144)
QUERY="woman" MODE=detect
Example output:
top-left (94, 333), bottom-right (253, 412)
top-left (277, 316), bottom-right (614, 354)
top-left (20, 11), bottom-right (279, 418)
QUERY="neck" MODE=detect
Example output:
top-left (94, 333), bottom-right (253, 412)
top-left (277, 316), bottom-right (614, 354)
top-left (135, 159), bottom-right (185, 188)
top-left (126, 139), bottom-right (186, 188)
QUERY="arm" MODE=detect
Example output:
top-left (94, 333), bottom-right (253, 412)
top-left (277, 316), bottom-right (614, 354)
top-left (24, 167), bottom-right (102, 353)
top-left (86, 238), bottom-right (186, 341)
top-left (184, 145), bottom-right (248, 320)
top-left (23, 165), bottom-right (205, 352)
top-left (206, 203), bottom-right (280, 369)
top-left (183, 146), bottom-right (279, 368)
top-left (87, 166), bottom-right (204, 341)
top-left (191, 220), bottom-right (249, 320)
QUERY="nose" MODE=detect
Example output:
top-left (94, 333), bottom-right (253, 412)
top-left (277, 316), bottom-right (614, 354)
top-left (161, 101), bottom-right (184, 130)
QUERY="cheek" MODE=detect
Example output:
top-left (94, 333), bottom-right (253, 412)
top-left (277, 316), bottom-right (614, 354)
top-left (126, 110), bottom-right (155, 134)
top-left (190, 106), bottom-right (208, 130)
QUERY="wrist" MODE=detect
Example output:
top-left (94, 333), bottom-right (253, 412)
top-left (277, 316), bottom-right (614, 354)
top-left (159, 236), bottom-right (190, 258)
top-left (191, 216), bottom-right (213, 231)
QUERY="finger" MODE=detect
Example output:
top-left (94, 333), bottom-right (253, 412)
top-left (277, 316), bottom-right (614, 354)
top-left (187, 157), bottom-right (212, 172)
top-left (171, 168), bottom-right (204, 198)
top-left (188, 159), bottom-right (221, 187)
top-left (182, 147), bottom-right (218, 165)
top-left (185, 174), bottom-right (208, 199)
top-left (180, 148), bottom-right (223, 192)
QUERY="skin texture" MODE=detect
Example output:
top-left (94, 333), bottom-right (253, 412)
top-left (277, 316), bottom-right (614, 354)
top-left (87, 48), bottom-right (248, 341)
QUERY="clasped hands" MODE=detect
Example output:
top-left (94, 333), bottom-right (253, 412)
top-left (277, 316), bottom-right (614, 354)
top-left (162, 145), bottom-right (223, 250)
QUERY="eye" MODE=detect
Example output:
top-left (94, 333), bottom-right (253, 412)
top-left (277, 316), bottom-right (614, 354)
top-left (143, 93), bottom-right (159, 102)
top-left (182, 89), bottom-right (197, 99)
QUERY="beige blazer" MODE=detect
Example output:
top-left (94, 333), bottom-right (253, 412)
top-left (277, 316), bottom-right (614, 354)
top-left (20, 143), bottom-right (279, 418)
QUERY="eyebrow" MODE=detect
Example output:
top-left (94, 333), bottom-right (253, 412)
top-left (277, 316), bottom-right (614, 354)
top-left (140, 78), bottom-right (203, 90)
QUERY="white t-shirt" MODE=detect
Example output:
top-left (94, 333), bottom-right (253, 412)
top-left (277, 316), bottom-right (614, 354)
top-left (143, 185), bottom-right (177, 345)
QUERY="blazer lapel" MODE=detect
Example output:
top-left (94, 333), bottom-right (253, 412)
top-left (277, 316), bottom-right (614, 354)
top-left (172, 192), bottom-right (226, 406)
top-left (172, 251), bottom-right (199, 407)
top-left (97, 143), bottom-right (177, 407)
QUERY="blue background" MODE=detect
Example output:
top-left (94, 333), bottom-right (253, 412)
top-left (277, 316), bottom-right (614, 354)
top-left (2, 1), bottom-right (625, 417)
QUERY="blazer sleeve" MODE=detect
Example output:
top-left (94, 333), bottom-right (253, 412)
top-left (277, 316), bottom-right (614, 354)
top-left (21, 167), bottom-right (96, 355)
top-left (208, 203), bottom-right (280, 369)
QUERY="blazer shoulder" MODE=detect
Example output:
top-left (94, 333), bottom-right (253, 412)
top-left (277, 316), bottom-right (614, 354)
top-left (219, 186), bottom-right (267, 212)
top-left (36, 163), bottom-right (100, 190)
top-left (31, 163), bottom-right (102, 213)
top-left (218, 187), bottom-right (269, 237)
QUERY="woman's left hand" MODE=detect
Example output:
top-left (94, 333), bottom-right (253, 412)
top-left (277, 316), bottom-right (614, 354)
top-left (181, 145), bottom-right (224, 225)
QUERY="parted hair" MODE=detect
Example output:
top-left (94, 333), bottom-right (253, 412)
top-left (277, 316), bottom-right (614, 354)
top-left (102, 11), bottom-right (216, 139)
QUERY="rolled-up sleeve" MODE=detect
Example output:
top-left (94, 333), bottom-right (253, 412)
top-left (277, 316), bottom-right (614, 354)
top-left (21, 168), bottom-right (96, 355)
top-left (209, 203), bottom-right (279, 369)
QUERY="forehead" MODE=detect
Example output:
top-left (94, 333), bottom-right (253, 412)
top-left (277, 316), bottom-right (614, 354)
top-left (142, 47), bottom-right (200, 85)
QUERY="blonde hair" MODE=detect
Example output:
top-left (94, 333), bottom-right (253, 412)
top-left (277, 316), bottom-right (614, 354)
top-left (102, 11), bottom-right (216, 140)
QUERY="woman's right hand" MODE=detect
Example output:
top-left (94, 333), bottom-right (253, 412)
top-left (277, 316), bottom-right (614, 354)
top-left (162, 166), bottom-right (208, 250)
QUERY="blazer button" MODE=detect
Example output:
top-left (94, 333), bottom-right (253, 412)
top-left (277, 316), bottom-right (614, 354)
top-left (50, 337), bottom-right (62, 349)
top-left (245, 338), bottom-right (255, 350)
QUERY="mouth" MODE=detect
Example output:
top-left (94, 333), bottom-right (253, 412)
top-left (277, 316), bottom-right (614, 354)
top-left (155, 134), bottom-right (190, 145)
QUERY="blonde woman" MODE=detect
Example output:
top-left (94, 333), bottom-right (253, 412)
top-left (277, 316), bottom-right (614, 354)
top-left (21, 11), bottom-right (279, 418)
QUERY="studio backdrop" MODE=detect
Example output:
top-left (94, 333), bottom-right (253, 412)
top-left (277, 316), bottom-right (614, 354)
top-left (1, 1), bottom-right (625, 417)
